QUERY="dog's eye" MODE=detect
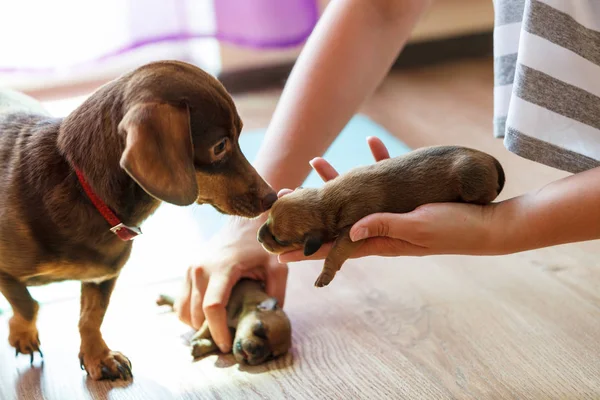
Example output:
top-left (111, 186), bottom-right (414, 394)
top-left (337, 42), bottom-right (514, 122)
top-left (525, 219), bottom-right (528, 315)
top-left (210, 138), bottom-right (230, 162)
top-left (213, 138), bottom-right (228, 155)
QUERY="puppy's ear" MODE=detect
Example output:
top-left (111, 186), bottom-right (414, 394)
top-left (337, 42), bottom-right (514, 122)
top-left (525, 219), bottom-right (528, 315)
top-left (119, 102), bottom-right (198, 206)
top-left (258, 298), bottom-right (278, 311)
top-left (303, 231), bottom-right (323, 256)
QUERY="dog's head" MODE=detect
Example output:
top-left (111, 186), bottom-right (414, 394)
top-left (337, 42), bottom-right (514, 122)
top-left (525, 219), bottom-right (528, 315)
top-left (232, 297), bottom-right (292, 365)
top-left (117, 60), bottom-right (276, 217)
top-left (257, 188), bottom-right (328, 256)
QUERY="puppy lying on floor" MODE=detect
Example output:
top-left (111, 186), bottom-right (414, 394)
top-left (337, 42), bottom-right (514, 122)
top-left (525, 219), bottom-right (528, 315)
top-left (258, 145), bottom-right (505, 287)
top-left (156, 279), bottom-right (291, 366)
top-left (0, 61), bottom-right (277, 380)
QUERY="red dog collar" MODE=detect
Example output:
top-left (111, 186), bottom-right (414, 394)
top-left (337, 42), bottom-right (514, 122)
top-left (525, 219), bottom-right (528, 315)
top-left (74, 168), bottom-right (142, 241)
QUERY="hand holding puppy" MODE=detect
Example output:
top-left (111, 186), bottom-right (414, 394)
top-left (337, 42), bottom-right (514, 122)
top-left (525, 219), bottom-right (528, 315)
top-left (174, 218), bottom-right (288, 354)
top-left (276, 137), bottom-right (504, 265)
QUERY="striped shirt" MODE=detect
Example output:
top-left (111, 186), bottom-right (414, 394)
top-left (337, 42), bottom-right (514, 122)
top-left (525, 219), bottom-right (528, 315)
top-left (493, 0), bottom-right (600, 173)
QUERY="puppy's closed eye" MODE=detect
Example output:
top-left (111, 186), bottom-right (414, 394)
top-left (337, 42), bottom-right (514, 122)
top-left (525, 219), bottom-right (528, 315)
top-left (272, 235), bottom-right (290, 246)
top-left (253, 321), bottom-right (268, 340)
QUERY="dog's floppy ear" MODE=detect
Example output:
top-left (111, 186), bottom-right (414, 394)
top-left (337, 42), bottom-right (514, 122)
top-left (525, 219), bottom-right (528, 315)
top-left (303, 231), bottom-right (323, 256)
top-left (119, 102), bottom-right (198, 206)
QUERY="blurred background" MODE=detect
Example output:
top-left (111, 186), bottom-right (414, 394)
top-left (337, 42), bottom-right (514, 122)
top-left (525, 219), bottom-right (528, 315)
top-left (0, 0), bottom-right (493, 101)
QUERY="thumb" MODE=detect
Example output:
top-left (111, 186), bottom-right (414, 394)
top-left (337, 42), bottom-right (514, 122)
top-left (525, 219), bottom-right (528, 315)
top-left (350, 213), bottom-right (412, 242)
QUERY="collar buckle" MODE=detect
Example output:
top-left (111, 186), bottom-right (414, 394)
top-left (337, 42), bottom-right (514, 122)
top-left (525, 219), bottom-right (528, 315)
top-left (110, 223), bottom-right (142, 241)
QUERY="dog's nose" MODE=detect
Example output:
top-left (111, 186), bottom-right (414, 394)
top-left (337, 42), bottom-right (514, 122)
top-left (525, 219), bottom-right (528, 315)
top-left (261, 192), bottom-right (277, 211)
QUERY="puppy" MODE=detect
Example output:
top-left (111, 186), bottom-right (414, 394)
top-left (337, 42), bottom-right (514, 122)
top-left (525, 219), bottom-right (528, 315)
top-left (0, 60), bottom-right (277, 380)
top-left (156, 279), bottom-right (291, 366)
top-left (257, 145), bottom-right (505, 287)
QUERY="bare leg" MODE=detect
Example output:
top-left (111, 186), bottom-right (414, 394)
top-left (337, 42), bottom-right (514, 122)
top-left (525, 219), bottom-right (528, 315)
top-left (0, 271), bottom-right (42, 363)
top-left (315, 227), bottom-right (363, 287)
top-left (78, 278), bottom-right (132, 381)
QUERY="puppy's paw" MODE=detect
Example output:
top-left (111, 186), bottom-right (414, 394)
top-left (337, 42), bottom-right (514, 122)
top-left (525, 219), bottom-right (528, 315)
top-left (79, 349), bottom-right (133, 381)
top-left (9, 315), bottom-right (43, 364)
top-left (191, 338), bottom-right (218, 359)
top-left (314, 271), bottom-right (334, 287)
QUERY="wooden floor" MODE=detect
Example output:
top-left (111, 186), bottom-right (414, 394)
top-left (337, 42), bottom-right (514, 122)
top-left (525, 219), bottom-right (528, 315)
top-left (2, 57), bottom-right (600, 399)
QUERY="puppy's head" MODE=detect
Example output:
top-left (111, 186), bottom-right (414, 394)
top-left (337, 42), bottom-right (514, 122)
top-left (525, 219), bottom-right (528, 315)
top-left (233, 297), bottom-right (291, 365)
top-left (257, 188), bottom-right (327, 257)
top-left (117, 60), bottom-right (277, 217)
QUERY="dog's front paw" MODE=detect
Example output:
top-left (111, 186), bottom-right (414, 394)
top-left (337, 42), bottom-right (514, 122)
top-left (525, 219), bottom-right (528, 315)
top-left (191, 338), bottom-right (218, 359)
top-left (9, 315), bottom-right (42, 364)
top-left (79, 349), bottom-right (132, 381)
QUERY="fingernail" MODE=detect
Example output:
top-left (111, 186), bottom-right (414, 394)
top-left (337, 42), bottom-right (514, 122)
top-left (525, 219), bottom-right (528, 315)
top-left (351, 228), bottom-right (368, 242)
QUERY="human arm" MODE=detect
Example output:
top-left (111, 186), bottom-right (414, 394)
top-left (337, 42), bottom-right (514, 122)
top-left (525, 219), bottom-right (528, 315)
top-left (252, 0), bottom-right (433, 190)
top-left (174, 0), bottom-right (432, 353)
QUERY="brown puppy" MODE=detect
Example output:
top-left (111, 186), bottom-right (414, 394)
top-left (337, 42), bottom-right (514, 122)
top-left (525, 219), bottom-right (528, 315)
top-left (156, 279), bottom-right (291, 366)
top-left (0, 60), bottom-right (277, 380)
top-left (257, 145), bottom-right (505, 287)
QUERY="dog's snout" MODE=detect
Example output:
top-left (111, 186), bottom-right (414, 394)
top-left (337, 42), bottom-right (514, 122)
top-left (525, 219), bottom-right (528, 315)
top-left (261, 192), bottom-right (277, 211)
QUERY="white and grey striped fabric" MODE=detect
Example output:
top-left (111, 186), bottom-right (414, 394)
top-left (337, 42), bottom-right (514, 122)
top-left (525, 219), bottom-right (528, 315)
top-left (493, 0), bottom-right (600, 173)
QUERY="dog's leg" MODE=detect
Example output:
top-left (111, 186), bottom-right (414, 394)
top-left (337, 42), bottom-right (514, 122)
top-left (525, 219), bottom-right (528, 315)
top-left (78, 278), bottom-right (132, 381)
top-left (314, 227), bottom-right (363, 288)
top-left (0, 271), bottom-right (42, 363)
top-left (190, 320), bottom-right (219, 359)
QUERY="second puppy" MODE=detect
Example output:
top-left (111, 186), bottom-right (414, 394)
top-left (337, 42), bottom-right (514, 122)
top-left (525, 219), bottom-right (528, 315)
top-left (157, 279), bottom-right (291, 366)
top-left (257, 145), bottom-right (505, 287)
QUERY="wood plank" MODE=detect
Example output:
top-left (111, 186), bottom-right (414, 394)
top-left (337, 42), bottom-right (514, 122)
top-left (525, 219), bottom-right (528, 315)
top-left (2, 253), bottom-right (599, 399)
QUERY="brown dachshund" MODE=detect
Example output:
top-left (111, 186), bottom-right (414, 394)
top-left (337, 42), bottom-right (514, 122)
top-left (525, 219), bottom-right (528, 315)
top-left (156, 279), bottom-right (292, 366)
top-left (257, 145), bottom-right (505, 287)
top-left (0, 60), bottom-right (277, 381)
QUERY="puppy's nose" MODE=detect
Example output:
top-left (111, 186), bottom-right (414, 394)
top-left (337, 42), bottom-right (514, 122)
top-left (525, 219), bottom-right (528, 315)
top-left (257, 224), bottom-right (267, 243)
top-left (260, 192), bottom-right (277, 211)
top-left (246, 342), bottom-right (267, 359)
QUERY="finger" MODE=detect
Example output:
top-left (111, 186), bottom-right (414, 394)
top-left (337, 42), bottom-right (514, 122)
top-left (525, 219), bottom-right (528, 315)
top-left (367, 136), bottom-right (391, 161)
top-left (349, 236), bottom-right (428, 258)
top-left (350, 212), bottom-right (415, 242)
top-left (174, 266), bottom-right (193, 327)
top-left (190, 266), bottom-right (208, 330)
top-left (277, 242), bottom-right (334, 262)
top-left (265, 263), bottom-right (289, 308)
top-left (277, 188), bottom-right (294, 198)
top-left (202, 267), bottom-right (242, 353)
top-left (310, 157), bottom-right (339, 182)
